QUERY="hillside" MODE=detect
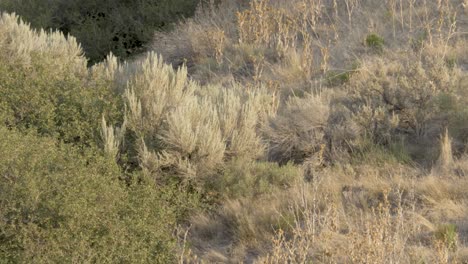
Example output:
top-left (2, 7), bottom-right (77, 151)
top-left (1, 0), bottom-right (468, 263)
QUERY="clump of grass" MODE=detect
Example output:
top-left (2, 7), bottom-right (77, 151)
top-left (366, 33), bottom-right (385, 53)
top-left (434, 224), bottom-right (458, 251)
top-left (350, 137), bottom-right (413, 165)
top-left (434, 129), bottom-right (454, 174)
top-left (256, 187), bottom-right (418, 263)
top-left (445, 57), bottom-right (457, 70)
top-left (207, 159), bottom-right (302, 199)
top-left (326, 70), bottom-right (353, 86)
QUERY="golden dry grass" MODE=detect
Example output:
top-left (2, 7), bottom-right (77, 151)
top-left (6, 2), bottom-right (468, 261)
top-left (151, 0), bottom-right (468, 263)
top-left (4, 0), bottom-right (467, 262)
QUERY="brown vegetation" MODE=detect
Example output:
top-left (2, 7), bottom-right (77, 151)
top-left (152, 0), bottom-right (468, 262)
top-left (1, 0), bottom-right (468, 262)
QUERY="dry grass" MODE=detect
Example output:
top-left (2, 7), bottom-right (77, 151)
top-left (5, 0), bottom-right (465, 262)
top-left (151, 0), bottom-right (468, 263)
top-left (178, 160), bottom-right (468, 263)
top-left (4, 2), bottom-right (468, 261)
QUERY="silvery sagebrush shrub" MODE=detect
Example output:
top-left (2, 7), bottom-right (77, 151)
top-left (96, 52), bottom-right (280, 183)
top-left (263, 91), bottom-right (330, 164)
top-left (343, 50), bottom-right (461, 140)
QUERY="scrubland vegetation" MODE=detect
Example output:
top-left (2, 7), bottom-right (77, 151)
top-left (1, 0), bottom-right (468, 263)
top-left (0, 0), bottom-right (201, 63)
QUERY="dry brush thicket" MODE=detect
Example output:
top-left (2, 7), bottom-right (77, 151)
top-left (1, 0), bottom-right (468, 262)
top-left (154, 0), bottom-right (468, 263)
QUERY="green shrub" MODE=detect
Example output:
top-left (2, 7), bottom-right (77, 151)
top-left (366, 33), bottom-right (385, 53)
top-left (326, 70), bottom-right (352, 86)
top-left (0, 0), bottom-right (201, 63)
top-left (349, 137), bottom-right (413, 165)
top-left (445, 57), bottom-right (457, 70)
top-left (0, 127), bottom-right (183, 263)
top-left (0, 13), bottom-right (122, 147)
top-left (208, 159), bottom-right (302, 199)
top-left (435, 93), bottom-right (468, 148)
top-left (410, 30), bottom-right (429, 51)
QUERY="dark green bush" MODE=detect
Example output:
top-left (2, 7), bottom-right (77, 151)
top-left (0, 0), bottom-right (201, 63)
top-left (0, 127), bottom-right (182, 263)
top-left (0, 19), bottom-right (206, 261)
